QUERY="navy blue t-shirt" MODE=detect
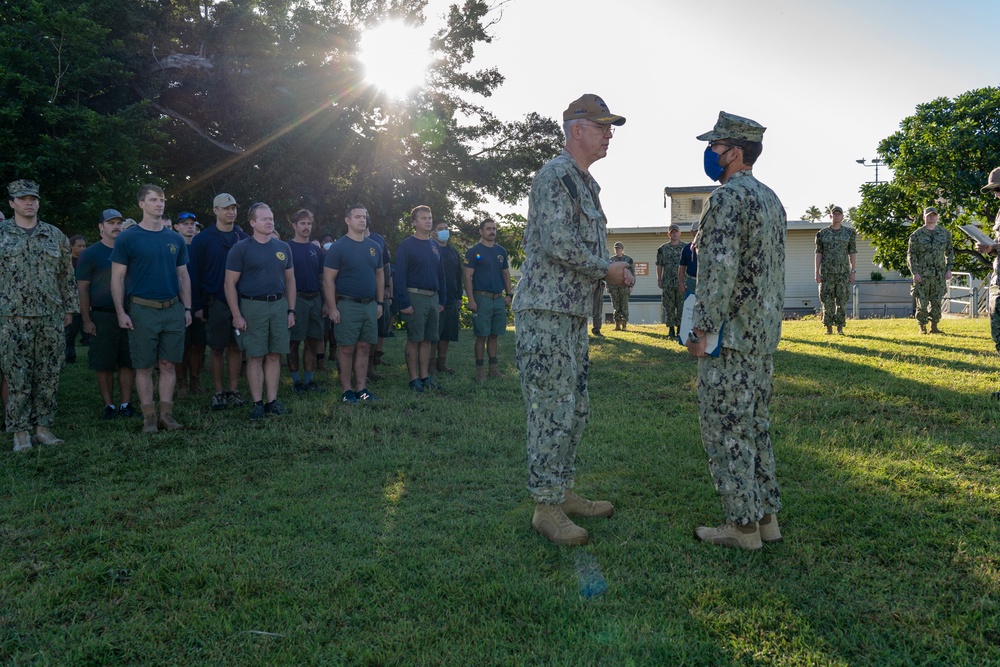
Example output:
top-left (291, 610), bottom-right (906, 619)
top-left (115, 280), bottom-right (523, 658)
top-left (367, 231), bottom-right (392, 282)
top-left (76, 242), bottom-right (115, 309)
top-left (288, 240), bottom-right (323, 293)
top-left (226, 237), bottom-right (293, 297)
top-left (680, 243), bottom-right (698, 278)
top-left (393, 235), bottom-right (446, 309)
top-left (189, 223), bottom-right (249, 311)
top-left (323, 236), bottom-right (384, 299)
top-left (439, 243), bottom-right (463, 306)
top-left (110, 225), bottom-right (189, 300)
top-left (465, 242), bottom-right (509, 294)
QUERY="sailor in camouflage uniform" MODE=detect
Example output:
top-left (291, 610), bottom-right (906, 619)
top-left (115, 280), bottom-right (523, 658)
top-left (685, 112), bottom-right (786, 551)
top-left (608, 242), bottom-right (634, 330)
top-left (1, 180), bottom-right (79, 452)
top-left (906, 207), bottom-right (954, 334)
top-left (514, 94), bottom-right (634, 546)
top-left (814, 205), bottom-right (857, 335)
top-left (974, 168), bottom-right (1000, 368)
top-left (656, 224), bottom-right (685, 337)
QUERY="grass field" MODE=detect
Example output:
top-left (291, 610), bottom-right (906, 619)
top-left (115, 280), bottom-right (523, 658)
top-left (2, 317), bottom-right (999, 665)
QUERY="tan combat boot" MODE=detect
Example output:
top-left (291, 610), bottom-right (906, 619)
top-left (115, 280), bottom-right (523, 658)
top-left (929, 322), bottom-right (942, 334)
top-left (562, 490), bottom-right (615, 518)
top-left (919, 323), bottom-right (927, 334)
top-left (33, 426), bottom-right (64, 446)
top-left (141, 403), bottom-right (158, 434)
top-left (532, 504), bottom-right (588, 546)
top-left (825, 325), bottom-right (833, 335)
top-left (837, 326), bottom-right (844, 335)
top-left (12, 431), bottom-right (32, 452)
top-left (694, 520), bottom-right (762, 550)
top-left (488, 358), bottom-right (500, 378)
top-left (759, 513), bottom-right (783, 543)
top-left (621, 321), bottom-right (627, 331)
top-left (475, 362), bottom-right (486, 382)
top-left (614, 322), bottom-right (621, 331)
top-left (158, 401), bottom-right (184, 431)
top-left (437, 353), bottom-right (454, 374)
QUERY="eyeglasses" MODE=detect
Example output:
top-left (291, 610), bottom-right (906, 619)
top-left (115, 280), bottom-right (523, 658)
top-left (583, 121), bottom-right (615, 136)
top-left (709, 141), bottom-right (738, 151)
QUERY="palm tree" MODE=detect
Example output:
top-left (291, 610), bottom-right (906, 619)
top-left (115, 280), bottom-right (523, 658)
top-left (803, 206), bottom-right (823, 223)
top-left (823, 203), bottom-right (838, 219)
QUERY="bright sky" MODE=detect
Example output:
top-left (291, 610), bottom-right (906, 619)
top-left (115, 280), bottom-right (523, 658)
top-left (420, 0), bottom-right (999, 226)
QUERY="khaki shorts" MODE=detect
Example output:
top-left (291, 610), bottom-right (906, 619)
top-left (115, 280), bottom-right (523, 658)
top-left (334, 299), bottom-right (378, 346)
top-left (472, 293), bottom-right (507, 337)
top-left (403, 291), bottom-right (440, 343)
top-left (129, 299), bottom-right (185, 368)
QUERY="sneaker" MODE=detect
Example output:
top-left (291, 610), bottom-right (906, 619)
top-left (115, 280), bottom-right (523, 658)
top-left (211, 393), bottom-right (228, 411)
top-left (249, 403), bottom-right (266, 421)
top-left (342, 390), bottom-right (359, 404)
top-left (264, 399), bottom-right (289, 416)
top-left (355, 388), bottom-right (379, 401)
top-left (305, 381), bottom-right (325, 393)
top-left (226, 391), bottom-right (248, 407)
top-left (102, 405), bottom-right (117, 420)
top-left (421, 376), bottom-right (439, 391)
top-left (119, 403), bottom-right (136, 418)
top-left (408, 379), bottom-right (424, 393)
top-left (292, 381), bottom-right (306, 395)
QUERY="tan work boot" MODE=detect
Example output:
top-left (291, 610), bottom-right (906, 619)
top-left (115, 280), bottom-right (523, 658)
top-left (759, 513), bottom-right (783, 543)
top-left (532, 504), bottom-right (588, 546)
top-left (562, 490), bottom-right (615, 518)
top-left (488, 363), bottom-right (500, 379)
top-left (189, 376), bottom-right (203, 395)
top-left (837, 326), bottom-right (844, 335)
top-left (33, 426), bottom-right (64, 446)
top-left (475, 363), bottom-right (486, 382)
top-left (919, 323), bottom-right (927, 334)
top-left (141, 402), bottom-right (158, 434)
top-left (825, 325), bottom-right (833, 335)
top-left (158, 401), bottom-right (184, 431)
top-left (12, 431), bottom-right (32, 452)
top-left (436, 355), bottom-right (454, 374)
top-left (694, 520), bottom-right (762, 550)
top-left (930, 322), bottom-right (942, 334)
top-left (614, 322), bottom-right (621, 331)
top-left (621, 322), bottom-right (627, 331)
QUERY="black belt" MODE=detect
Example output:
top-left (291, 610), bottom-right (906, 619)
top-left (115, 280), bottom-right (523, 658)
top-left (337, 295), bottom-right (374, 304)
top-left (91, 306), bottom-right (116, 314)
top-left (240, 293), bottom-right (284, 302)
top-left (297, 291), bottom-right (319, 299)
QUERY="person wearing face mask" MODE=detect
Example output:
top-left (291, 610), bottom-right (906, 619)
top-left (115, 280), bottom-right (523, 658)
top-left (464, 218), bottom-right (513, 380)
top-left (975, 167), bottom-right (1000, 365)
top-left (431, 220), bottom-right (462, 374)
top-left (686, 111), bottom-right (786, 551)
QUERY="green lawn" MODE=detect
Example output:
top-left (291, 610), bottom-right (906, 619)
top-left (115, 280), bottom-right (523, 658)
top-left (2, 318), bottom-right (999, 665)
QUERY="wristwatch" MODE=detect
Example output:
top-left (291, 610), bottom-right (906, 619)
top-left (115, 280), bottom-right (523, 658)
top-left (687, 330), bottom-right (705, 344)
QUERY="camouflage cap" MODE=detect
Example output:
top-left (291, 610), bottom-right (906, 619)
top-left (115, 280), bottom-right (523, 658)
top-left (696, 111), bottom-right (766, 142)
top-left (8, 179), bottom-right (40, 198)
top-left (100, 209), bottom-right (124, 223)
top-left (923, 207), bottom-right (938, 216)
top-left (563, 94), bottom-right (626, 126)
top-left (982, 167), bottom-right (1000, 193)
top-left (831, 205), bottom-right (843, 213)
top-left (667, 223), bottom-right (680, 231)
top-left (613, 241), bottom-right (624, 248)
top-left (213, 193), bottom-right (237, 208)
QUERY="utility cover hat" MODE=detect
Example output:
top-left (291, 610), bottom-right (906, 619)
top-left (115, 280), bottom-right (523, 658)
top-left (8, 179), bottom-right (40, 198)
top-left (213, 193), bottom-right (237, 208)
top-left (697, 111), bottom-right (766, 142)
top-left (923, 207), bottom-right (938, 215)
top-left (563, 94), bottom-right (626, 126)
top-left (831, 205), bottom-right (843, 213)
top-left (982, 167), bottom-right (1000, 193)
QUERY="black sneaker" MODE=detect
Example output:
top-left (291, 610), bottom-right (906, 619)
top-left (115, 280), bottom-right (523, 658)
top-left (342, 390), bottom-right (359, 404)
top-left (264, 399), bottom-right (289, 416)
top-left (355, 388), bottom-right (379, 401)
top-left (119, 403), bottom-right (136, 418)
top-left (292, 381), bottom-right (306, 395)
top-left (249, 403), bottom-right (265, 420)
top-left (226, 391), bottom-right (248, 407)
top-left (211, 393), bottom-right (228, 411)
top-left (305, 381), bottom-right (325, 393)
top-left (421, 376), bottom-right (439, 391)
top-left (408, 379), bottom-right (424, 393)
top-left (102, 405), bottom-right (117, 420)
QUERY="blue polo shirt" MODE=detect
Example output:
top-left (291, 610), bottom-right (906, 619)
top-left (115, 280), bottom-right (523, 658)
top-left (465, 242), bottom-right (509, 294)
top-left (110, 225), bottom-right (189, 300)
top-left (323, 236), bottom-right (384, 299)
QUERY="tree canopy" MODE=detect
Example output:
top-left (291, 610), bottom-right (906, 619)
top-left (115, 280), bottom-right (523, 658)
top-left (0, 0), bottom-right (561, 247)
top-left (853, 86), bottom-right (1000, 277)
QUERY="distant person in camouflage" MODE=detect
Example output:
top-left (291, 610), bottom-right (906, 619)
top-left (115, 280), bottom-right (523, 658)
top-left (513, 94), bottom-right (634, 546)
top-left (1, 179), bottom-right (80, 452)
top-left (814, 205), bottom-right (857, 335)
top-left (656, 224), bottom-right (685, 337)
top-left (686, 111), bottom-right (786, 551)
top-left (974, 167), bottom-right (1000, 367)
top-left (907, 207), bottom-right (954, 334)
top-left (608, 242), bottom-right (634, 330)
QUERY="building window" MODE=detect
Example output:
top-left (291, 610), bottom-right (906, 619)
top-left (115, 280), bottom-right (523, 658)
top-left (691, 199), bottom-right (703, 215)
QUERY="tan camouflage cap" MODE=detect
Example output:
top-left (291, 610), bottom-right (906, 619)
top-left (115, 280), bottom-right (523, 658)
top-left (563, 94), bottom-right (626, 126)
top-left (8, 179), bottom-right (39, 198)
top-left (696, 111), bottom-right (766, 142)
top-left (982, 167), bottom-right (1000, 193)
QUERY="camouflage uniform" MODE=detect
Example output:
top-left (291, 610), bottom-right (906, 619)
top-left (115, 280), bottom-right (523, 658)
top-left (608, 253), bottom-right (634, 325)
top-left (815, 225), bottom-right (857, 327)
top-left (513, 149), bottom-right (611, 504)
top-left (989, 210), bottom-right (1000, 352)
top-left (656, 242), bottom-right (684, 326)
top-left (906, 226), bottom-right (954, 326)
top-left (0, 217), bottom-right (79, 432)
top-left (693, 170), bottom-right (786, 526)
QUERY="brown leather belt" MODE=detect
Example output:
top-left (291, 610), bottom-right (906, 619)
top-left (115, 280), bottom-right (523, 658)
top-left (473, 290), bottom-right (504, 298)
top-left (131, 296), bottom-right (177, 309)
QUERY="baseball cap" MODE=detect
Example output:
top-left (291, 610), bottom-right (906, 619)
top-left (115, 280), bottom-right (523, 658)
top-left (667, 223), bottom-right (680, 231)
top-left (213, 193), bottom-right (237, 208)
top-left (122, 218), bottom-right (138, 230)
top-left (696, 111), bottom-right (766, 142)
top-left (831, 205), bottom-right (843, 213)
top-left (923, 207), bottom-right (938, 215)
top-left (613, 242), bottom-right (624, 248)
top-left (8, 179), bottom-right (39, 198)
top-left (100, 209), bottom-right (124, 223)
top-left (175, 211), bottom-right (197, 223)
top-left (562, 94), bottom-right (626, 126)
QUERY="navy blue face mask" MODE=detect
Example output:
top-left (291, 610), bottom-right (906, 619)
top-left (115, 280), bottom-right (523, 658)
top-left (703, 145), bottom-right (726, 182)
